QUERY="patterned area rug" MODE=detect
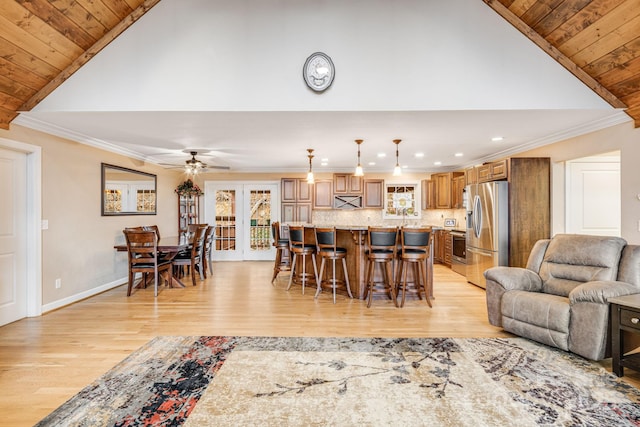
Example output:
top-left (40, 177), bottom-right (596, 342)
top-left (35, 336), bottom-right (640, 426)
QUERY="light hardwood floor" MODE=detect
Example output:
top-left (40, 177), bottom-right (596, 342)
top-left (1, 261), bottom-right (638, 426)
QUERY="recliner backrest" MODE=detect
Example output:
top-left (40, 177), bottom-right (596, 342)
top-left (618, 245), bottom-right (640, 288)
top-left (538, 234), bottom-right (626, 297)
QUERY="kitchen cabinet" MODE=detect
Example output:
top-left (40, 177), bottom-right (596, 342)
top-left (507, 157), bottom-right (550, 268)
top-left (333, 174), bottom-right (363, 194)
top-left (313, 179), bottom-right (333, 209)
top-left (281, 178), bottom-right (313, 223)
top-left (421, 179), bottom-right (435, 210)
top-left (477, 159), bottom-right (508, 183)
top-left (452, 175), bottom-right (466, 209)
top-left (363, 179), bottom-right (384, 208)
top-left (465, 167), bottom-right (477, 185)
top-left (429, 172), bottom-right (464, 209)
top-left (433, 229), bottom-right (451, 266)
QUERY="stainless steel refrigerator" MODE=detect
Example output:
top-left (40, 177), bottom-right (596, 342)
top-left (466, 182), bottom-right (509, 288)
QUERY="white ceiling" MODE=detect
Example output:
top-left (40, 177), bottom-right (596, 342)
top-left (12, 0), bottom-right (634, 174)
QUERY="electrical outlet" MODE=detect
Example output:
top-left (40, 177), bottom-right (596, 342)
top-left (55, 278), bottom-right (61, 289)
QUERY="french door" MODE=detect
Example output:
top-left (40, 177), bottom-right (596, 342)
top-left (204, 182), bottom-right (278, 261)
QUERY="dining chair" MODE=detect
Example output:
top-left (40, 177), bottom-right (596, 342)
top-left (172, 225), bottom-right (207, 286)
top-left (123, 229), bottom-right (172, 297)
top-left (271, 222), bottom-right (290, 283)
top-left (364, 226), bottom-right (399, 308)
top-left (314, 227), bottom-right (353, 303)
top-left (396, 227), bottom-right (432, 308)
top-left (287, 225), bottom-right (318, 294)
top-left (202, 225), bottom-right (215, 278)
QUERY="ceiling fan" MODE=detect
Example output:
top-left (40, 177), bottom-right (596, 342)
top-left (161, 151), bottom-right (230, 173)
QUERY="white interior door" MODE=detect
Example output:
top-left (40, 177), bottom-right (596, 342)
top-left (0, 147), bottom-right (28, 326)
top-left (566, 154), bottom-right (621, 236)
top-left (205, 182), bottom-right (278, 261)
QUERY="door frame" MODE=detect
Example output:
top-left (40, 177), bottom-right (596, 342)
top-left (0, 137), bottom-right (42, 318)
top-left (204, 180), bottom-right (280, 261)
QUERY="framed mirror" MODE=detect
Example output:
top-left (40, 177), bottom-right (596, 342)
top-left (101, 163), bottom-right (157, 216)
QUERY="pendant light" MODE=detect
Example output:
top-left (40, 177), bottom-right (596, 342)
top-left (306, 148), bottom-right (315, 184)
top-left (393, 139), bottom-right (402, 176)
top-left (354, 139), bottom-right (364, 177)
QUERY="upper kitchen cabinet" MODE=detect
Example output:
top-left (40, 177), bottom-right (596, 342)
top-left (333, 174), bottom-right (363, 194)
top-left (465, 167), bottom-right (477, 185)
top-left (421, 179), bottom-right (435, 210)
top-left (477, 159), bottom-right (508, 183)
top-left (281, 178), bottom-right (313, 223)
top-left (452, 175), bottom-right (466, 209)
top-left (313, 179), bottom-right (333, 209)
top-left (429, 172), bottom-right (464, 209)
top-left (363, 179), bottom-right (384, 208)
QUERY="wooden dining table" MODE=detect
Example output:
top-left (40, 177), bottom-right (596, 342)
top-left (114, 235), bottom-right (191, 289)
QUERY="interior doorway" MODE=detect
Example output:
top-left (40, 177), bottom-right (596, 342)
top-left (204, 182), bottom-right (279, 261)
top-left (565, 152), bottom-right (621, 236)
top-left (0, 138), bottom-right (42, 325)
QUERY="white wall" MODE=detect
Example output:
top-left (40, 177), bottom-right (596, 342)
top-left (35, 0), bottom-right (608, 112)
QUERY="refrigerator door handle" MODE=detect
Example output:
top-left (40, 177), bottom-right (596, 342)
top-left (472, 194), bottom-right (482, 239)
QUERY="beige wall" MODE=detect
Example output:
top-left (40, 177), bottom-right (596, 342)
top-left (517, 121), bottom-right (640, 244)
top-left (0, 125), bottom-right (183, 308)
top-left (1, 119), bottom-right (639, 311)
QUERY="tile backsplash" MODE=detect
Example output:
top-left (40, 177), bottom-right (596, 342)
top-left (312, 209), bottom-right (467, 228)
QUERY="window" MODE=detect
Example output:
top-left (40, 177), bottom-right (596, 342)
top-left (383, 183), bottom-right (421, 219)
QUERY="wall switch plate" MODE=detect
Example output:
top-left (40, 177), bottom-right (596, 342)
top-left (55, 278), bottom-right (61, 289)
top-left (42, 220), bottom-right (48, 230)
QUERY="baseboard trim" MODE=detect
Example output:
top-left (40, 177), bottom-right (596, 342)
top-left (41, 278), bottom-right (126, 314)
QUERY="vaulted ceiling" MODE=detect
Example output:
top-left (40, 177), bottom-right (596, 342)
top-left (0, 0), bottom-right (638, 132)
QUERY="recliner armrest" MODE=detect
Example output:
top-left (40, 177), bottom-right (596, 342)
top-left (484, 267), bottom-right (543, 292)
top-left (570, 281), bottom-right (640, 305)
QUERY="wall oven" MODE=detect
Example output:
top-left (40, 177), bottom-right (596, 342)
top-left (450, 230), bottom-right (466, 276)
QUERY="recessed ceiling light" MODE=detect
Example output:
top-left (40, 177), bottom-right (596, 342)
top-left (321, 162), bottom-right (328, 166)
top-left (415, 152), bottom-right (424, 158)
top-left (454, 152), bottom-right (463, 157)
top-left (321, 158), bottom-right (329, 162)
top-left (492, 136), bottom-right (504, 142)
top-left (434, 161), bottom-right (442, 166)
top-left (368, 161), bottom-right (376, 166)
top-left (377, 153), bottom-right (386, 158)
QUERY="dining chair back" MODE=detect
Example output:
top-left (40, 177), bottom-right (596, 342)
top-left (123, 229), bottom-right (172, 297)
top-left (202, 225), bottom-right (215, 278)
top-left (364, 226), bottom-right (399, 308)
top-left (396, 227), bottom-right (432, 307)
top-left (172, 225), bottom-right (207, 286)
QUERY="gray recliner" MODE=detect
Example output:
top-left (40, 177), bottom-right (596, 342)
top-left (485, 234), bottom-right (640, 361)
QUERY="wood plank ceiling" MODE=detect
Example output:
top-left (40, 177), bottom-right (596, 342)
top-left (0, 0), bottom-right (639, 130)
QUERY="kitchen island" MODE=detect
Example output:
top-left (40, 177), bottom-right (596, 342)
top-left (286, 224), bottom-right (434, 301)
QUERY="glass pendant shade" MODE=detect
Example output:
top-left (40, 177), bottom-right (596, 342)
top-left (306, 149), bottom-right (315, 183)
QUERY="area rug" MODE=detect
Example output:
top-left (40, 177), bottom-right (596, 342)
top-left (35, 336), bottom-right (640, 426)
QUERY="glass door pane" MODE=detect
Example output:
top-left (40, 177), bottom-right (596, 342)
top-left (245, 186), bottom-right (275, 260)
top-left (207, 184), bottom-right (243, 261)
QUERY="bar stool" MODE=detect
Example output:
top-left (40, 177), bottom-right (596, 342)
top-left (271, 222), bottom-right (290, 283)
top-left (287, 225), bottom-right (318, 294)
top-left (396, 227), bottom-right (432, 308)
top-left (364, 226), bottom-right (399, 308)
top-left (314, 227), bottom-right (353, 303)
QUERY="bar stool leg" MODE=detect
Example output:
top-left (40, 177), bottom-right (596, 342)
top-left (342, 258), bottom-right (353, 299)
top-left (315, 257), bottom-right (326, 299)
top-left (287, 253), bottom-right (297, 290)
top-left (421, 259), bottom-right (432, 307)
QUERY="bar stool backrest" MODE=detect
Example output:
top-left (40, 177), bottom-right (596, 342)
top-left (315, 227), bottom-right (337, 253)
top-left (368, 227), bottom-right (398, 251)
top-left (288, 225), bottom-right (305, 248)
top-left (400, 228), bottom-right (431, 254)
